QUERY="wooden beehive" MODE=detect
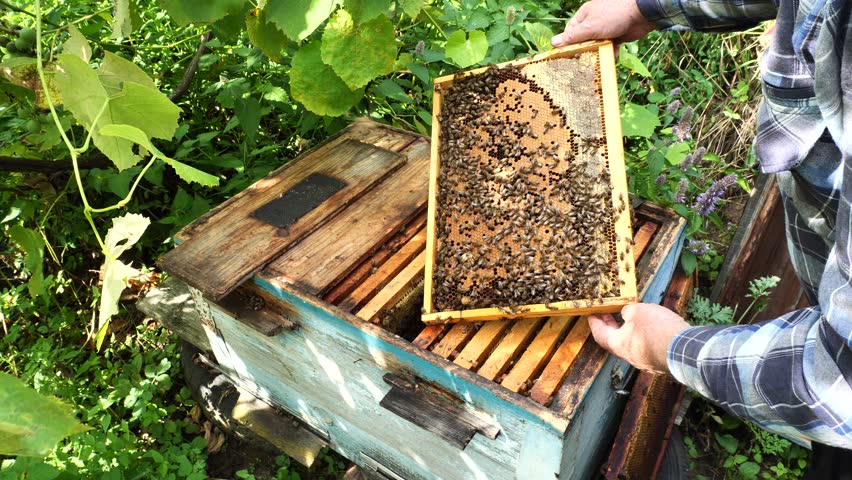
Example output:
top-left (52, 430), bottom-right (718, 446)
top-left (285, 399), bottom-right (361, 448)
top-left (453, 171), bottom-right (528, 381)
top-left (147, 120), bottom-right (685, 480)
top-left (424, 41), bottom-right (635, 324)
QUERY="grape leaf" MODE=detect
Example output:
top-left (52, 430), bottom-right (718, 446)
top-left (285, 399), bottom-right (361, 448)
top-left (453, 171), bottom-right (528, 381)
top-left (445, 29), bottom-right (488, 68)
top-left (265, 0), bottom-right (336, 41)
top-left (7, 225), bottom-right (44, 298)
top-left (290, 41), bottom-right (364, 117)
top-left (621, 102), bottom-right (660, 138)
top-left (399, 0), bottom-right (423, 18)
top-left (245, 8), bottom-right (287, 62)
top-left (98, 213), bottom-right (150, 347)
top-left (62, 25), bottom-right (91, 63)
top-left (345, 0), bottom-right (390, 24)
top-left (0, 373), bottom-right (90, 456)
top-left (321, 11), bottom-right (396, 89)
top-left (55, 54), bottom-right (180, 170)
top-left (99, 124), bottom-right (219, 186)
top-left (97, 52), bottom-right (156, 94)
top-left (524, 22), bottom-right (553, 53)
top-left (157, 0), bottom-right (245, 26)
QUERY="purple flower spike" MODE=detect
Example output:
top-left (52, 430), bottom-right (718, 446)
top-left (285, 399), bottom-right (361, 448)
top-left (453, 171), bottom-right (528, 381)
top-left (674, 178), bottom-right (689, 204)
top-left (693, 174), bottom-right (737, 216)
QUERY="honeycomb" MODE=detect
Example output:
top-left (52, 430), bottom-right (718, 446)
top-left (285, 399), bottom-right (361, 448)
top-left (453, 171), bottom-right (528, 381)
top-left (432, 51), bottom-right (629, 313)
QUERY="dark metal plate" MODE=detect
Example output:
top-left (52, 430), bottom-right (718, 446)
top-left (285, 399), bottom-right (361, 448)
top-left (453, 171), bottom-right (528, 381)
top-left (251, 173), bottom-right (347, 228)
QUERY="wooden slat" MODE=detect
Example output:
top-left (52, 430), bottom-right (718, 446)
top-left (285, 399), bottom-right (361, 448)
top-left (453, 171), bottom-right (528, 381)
top-left (632, 222), bottom-right (659, 261)
top-left (412, 325), bottom-right (445, 350)
top-left (453, 321), bottom-right (513, 371)
top-left (431, 323), bottom-right (480, 360)
top-left (324, 212), bottom-right (428, 304)
top-left (500, 316), bottom-right (575, 393)
top-left (262, 142), bottom-right (430, 295)
top-left (421, 297), bottom-right (632, 325)
top-left (476, 318), bottom-right (544, 381)
top-left (338, 228), bottom-right (427, 312)
top-left (598, 41), bottom-right (637, 302)
top-left (159, 138), bottom-right (409, 300)
top-left (528, 317), bottom-right (592, 405)
top-left (355, 251), bottom-right (425, 323)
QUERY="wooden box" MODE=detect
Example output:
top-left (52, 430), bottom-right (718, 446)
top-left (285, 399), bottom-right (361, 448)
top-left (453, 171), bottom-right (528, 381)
top-left (424, 41), bottom-right (636, 324)
top-left (147, 120), bottom-right (685, 480)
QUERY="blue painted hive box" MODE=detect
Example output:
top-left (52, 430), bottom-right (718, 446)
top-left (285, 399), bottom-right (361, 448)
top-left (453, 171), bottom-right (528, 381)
top-left (148, 119), bottom-right (685, 480)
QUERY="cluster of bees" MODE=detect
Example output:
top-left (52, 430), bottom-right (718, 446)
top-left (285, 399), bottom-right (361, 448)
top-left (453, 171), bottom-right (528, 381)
top-left (432, 62), bottom-right (626, 312)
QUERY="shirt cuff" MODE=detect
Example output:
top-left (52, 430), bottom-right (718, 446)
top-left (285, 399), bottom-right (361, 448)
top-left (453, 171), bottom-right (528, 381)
top-left (636, 0), bottom-right (681, 30)
top-left (666, 325), bottom-right (723, 396)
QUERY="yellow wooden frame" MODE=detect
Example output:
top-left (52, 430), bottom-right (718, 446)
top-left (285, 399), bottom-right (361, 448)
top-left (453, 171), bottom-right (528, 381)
top-left (423, 40), bottom-right (637, 325)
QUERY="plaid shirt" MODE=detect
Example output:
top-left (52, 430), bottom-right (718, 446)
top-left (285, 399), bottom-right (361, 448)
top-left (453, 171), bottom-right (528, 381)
top-left (636, 0), bottom-right (852, 447)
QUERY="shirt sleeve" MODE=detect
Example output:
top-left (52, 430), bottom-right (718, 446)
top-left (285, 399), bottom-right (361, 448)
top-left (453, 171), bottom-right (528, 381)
top-left (636, 0), bottom-right (778, 31)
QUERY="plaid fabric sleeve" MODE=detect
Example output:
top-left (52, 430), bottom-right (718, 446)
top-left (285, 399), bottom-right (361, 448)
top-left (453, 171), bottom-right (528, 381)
top-left (667, 310), bottom-right (852, 447)
top-left (636, 0), bottom-right (778, 31)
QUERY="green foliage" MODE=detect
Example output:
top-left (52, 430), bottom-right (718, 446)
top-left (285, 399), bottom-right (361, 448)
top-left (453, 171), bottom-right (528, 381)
top-left (445, 29), bottom-right (488, 67)
top-left (0, 373), bottom-right (90, 456)
top-left (687, 276), bottom-right (780, 326)
top-left (321, 11), bottom-right (397, 89)
top-left (6, 225), bottom-right (44, 297)
top-left (290, 41), bottom-right (365, 117)
top-left (684, 404), bottom-right (810, 479)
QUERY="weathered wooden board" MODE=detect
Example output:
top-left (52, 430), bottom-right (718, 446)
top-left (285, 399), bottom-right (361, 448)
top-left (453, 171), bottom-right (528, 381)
top-left (339, 229), bottom-right (427, 312)
top-left (261, 141), bottom-right (430, 295)
top-left (160, 129), bottom-right (415, 300)
top-left (324, 211), bottom-right (428, 306)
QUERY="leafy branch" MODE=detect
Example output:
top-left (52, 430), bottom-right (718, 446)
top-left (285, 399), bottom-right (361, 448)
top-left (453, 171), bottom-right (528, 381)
top-left (31, 0), bottom-right (218, 348)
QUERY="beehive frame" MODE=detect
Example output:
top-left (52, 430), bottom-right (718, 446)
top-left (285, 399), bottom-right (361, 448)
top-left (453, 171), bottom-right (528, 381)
top-left (422, 40), bottom-right (636, 325)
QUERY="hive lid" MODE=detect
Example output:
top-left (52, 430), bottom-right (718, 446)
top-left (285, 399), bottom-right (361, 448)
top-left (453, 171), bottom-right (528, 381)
top-left (157, 121), bottom-right (422, 300)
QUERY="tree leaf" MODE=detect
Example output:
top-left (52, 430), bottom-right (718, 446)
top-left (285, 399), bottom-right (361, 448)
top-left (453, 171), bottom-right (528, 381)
top-left (7, 226), bottom-right (44, 298)
top-left (98, 213), bottom-right (150, 342)
top-left (399, 0), bottom-right (423, 18)
top-left (738, 461), bottom-right (760, 479)
top-left (265, 0), bottom-right (336, 41)
top-left (680, 250), bottom-right (697, 276)
top-left (157, 0), bottom-right (246, 26)
top-left (524, 22), bottom-right (553, 53)
top-left (714, 432), bottom-right (739, 454)
top-left (97, 52), bottom-right (156, 93)
top-left (371, 79), bottom-right (411, 103)
top-left (345, 0), bottom-right (391, 24)
top-left (618, 45), bottom-right (650, 77)
top-left (321, 11), bottom-right (396, 89)
top-left (665, 141), bottom-right (691, 165)
top-left (55, 54), bottom-right (180, 171)
top-left (62, 25), bottom-right (91, 63)
top-left (621, 102), bottom-right (660, 138)
top-left (0, 373), bottom-right (90, 456)
top-left (234, 96), bottom-right (261, 141)
top-left (445, 29), bottom-right (488, 68)
top-left (245, 8), bottom-right (287, 62)
top-left (99, 124), bottom-right (219, 186)
top-left (290, 41), bottom-right (364, 116)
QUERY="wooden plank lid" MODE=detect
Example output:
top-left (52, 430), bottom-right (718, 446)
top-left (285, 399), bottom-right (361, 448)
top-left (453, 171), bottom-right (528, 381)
top-left (157, 120), bottom-right (422, 300)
